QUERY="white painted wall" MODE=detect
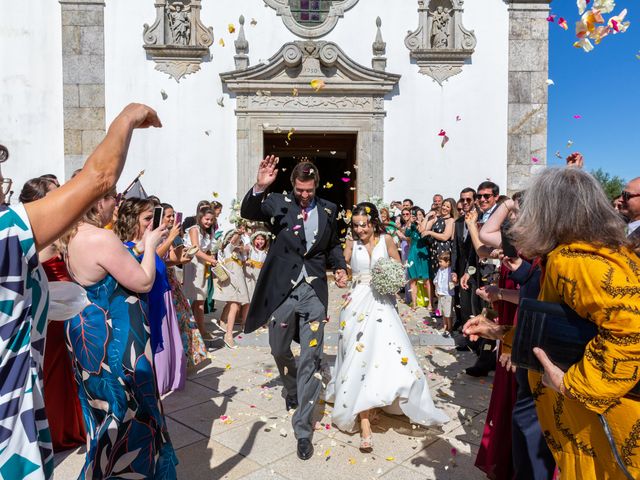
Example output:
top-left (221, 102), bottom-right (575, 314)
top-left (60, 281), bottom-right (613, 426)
top-left (104, 0), bottom-right (509, 222)
top-left (0, 0), bottom-right (509, 220)
top-left (0, 2), bottom-right (64, 202)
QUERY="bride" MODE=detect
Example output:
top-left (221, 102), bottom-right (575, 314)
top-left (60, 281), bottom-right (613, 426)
top-left (326, 203), bottom-right (450, 452)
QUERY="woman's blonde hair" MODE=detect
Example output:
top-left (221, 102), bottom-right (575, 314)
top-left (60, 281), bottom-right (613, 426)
top-left (509, 167), bottom-right (628, 258)
top-left (114, 198), bottom-right (154, 242)
top-left (443, 198), bottom-right (459, 220)
top-left (59, 187), bottom-right (117, 254)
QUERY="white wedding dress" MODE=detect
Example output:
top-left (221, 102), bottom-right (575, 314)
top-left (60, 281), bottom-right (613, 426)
top-left (325, 235), bottom-right (450, 432)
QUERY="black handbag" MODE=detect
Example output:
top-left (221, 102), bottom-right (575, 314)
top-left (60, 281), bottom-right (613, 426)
top-left (512, 298), bottom-right (640, 399)
top-left (513, 298), bottom-right (639, 480)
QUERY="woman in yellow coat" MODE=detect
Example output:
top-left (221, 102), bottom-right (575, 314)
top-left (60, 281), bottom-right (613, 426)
top-left (511, 167), bottom-right (640, 479)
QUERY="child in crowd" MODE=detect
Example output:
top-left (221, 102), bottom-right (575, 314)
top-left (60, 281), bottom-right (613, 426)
top-left (244, 231), bottom-right (269, 301)
top-left (433, 251), bottom-right (455, 334)
top-left (214, 228), bottom-right (250, 348)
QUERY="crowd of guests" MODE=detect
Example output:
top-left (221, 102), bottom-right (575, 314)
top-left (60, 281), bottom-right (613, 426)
top-left (1, 102), bottom-right (638, 480)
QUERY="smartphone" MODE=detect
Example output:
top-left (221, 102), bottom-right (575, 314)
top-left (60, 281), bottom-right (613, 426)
top-left (172, 236), bottom-right (184, 248)
top-left (175, 211), bottom-right (183, 226)
top-left (152, 206), bottom-right (164, 230)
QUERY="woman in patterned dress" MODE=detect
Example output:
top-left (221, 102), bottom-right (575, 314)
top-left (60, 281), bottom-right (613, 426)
top-left (508, 168), bottom-right (640, 479)
top-left (0, 104), bottom-right (162, 479)
top-left (64, 194), bottom-right (178, 478)
top-left (421, 199), bottom-right (457, 309)
top-left (158, 204), bottom-right (208, 369)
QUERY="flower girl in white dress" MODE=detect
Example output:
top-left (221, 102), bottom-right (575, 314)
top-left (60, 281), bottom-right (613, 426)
top-left (325, 203), bottom-right (449, 452)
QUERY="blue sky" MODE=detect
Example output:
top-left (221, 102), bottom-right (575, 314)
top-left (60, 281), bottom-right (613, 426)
top-left (547, 1), bottom-right (638, 181)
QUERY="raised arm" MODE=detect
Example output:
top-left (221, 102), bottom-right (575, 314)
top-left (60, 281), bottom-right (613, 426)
top-left (478, 200), bottom-right (513, 249)
top-left (25, 104), bottom-right (161, 252)
top-left (95, 227), bottom-right (163, 293)
top-left (241, 155), bottom-right (279, 222)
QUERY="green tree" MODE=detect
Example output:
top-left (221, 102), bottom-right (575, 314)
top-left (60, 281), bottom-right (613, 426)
top-left (591, 168), bottom-right (625, 201)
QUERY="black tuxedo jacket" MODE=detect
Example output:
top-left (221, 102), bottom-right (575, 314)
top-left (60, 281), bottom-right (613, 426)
top-left (451, 216), bottom-right (478, 278)
top-left (240, 188), bottom-right (347, 334)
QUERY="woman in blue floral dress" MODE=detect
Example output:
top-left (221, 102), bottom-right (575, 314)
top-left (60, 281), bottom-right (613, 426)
top-left (64, 193), bottom-right (177, 479)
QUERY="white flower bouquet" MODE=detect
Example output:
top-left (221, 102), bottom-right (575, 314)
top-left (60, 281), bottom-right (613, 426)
top-left (371, 258), bottom-right (405, 296)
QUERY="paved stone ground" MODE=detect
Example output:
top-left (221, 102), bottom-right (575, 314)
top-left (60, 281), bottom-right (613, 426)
top-left (54, 285), bottom-right (492, 479)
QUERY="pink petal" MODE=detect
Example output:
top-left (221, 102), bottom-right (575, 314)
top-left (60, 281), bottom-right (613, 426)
top-left (293, 225), bottom-right (302, 230)
top-left (341, 177), bottom-right (351, 182)
top-left (438, 129), bottom-right (447, 136)
top-left (573, 115), bottom-right (582, 119)
top-left (532, 157), bottom-right (539, 163)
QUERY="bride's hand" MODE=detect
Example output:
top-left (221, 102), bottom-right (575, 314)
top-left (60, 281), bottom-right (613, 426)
top-left (334, 269), bottom-right (348, 288)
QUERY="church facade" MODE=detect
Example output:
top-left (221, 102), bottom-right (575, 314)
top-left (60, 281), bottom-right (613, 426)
top-left (1, 0), bottom-right (550, 216)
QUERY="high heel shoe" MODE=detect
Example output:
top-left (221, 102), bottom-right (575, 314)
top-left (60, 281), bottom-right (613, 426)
top-left (359, 435), bottom-right (373, 453)
top-left (224, 335), bottom-right (237, 349)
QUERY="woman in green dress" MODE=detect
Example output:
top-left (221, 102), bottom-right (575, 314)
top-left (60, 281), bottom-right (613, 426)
top-left (404, 208), bottom-right (432, 310)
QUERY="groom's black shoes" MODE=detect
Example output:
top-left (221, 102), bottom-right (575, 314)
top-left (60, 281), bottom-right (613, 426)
top-left (285, 396), bottom-right (298, 411)
top-left (297, 438), bottom-right (314, 460)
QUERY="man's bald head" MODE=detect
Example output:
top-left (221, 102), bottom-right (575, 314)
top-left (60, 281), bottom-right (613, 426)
top-left (620, 176), bottom-right (640, 222)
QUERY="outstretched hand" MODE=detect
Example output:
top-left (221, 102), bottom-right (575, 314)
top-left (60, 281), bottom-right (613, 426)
top-left (256, 155), bottom-right (279, 191)
top-left (462, 314), bottom-right (504, 342)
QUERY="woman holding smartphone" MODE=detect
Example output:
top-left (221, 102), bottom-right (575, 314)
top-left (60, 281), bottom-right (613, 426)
top-left (63, 192), bottom-right (177, 478)
top-left (115, 198), bottom-right (186, 394)
top-left (183, 206), bottom-right (218, 339)
top-left (160, 204), bottom-right (208, 368)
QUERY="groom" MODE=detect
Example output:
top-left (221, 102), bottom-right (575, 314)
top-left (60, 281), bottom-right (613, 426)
top-left (241, 156), bottom-right (348, 460)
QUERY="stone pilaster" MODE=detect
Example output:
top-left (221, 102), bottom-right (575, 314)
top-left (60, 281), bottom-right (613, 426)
top-left (507, 0), bottom-right (551, 195)
top-left (60, 0), bottom-right (106, 179)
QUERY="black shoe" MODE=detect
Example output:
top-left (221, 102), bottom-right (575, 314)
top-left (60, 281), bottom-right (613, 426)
top-left (285, 397), bottom-right (298, 411)
top-left (297, 438), bottom-right (314, 460)
top-left (465, 365), bottom-right (492, 377)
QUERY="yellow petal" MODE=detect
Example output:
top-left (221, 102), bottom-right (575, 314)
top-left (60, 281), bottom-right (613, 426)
top-left (225, 363), bottom-right (231, 370)
top-left (348, 458), bottom-right (356, 465)
top-left (340, 320), bottom-right (346, 329)
top-left (309, 338), bottom-right (318, 347)
top-left (357, 313), bottom-right (365, 322)
top-left (324, 448), bottom-right (331, 457)
top-left (401, 357), bottom-right (409, 365)
top-left (310, 321), bottom-right (320, 332)
top-left (355, 342), bottom-right (365, 352)
top-left (287, 127), bottom-right (295, 141)
top-left (310, 79), bottom-right (326, 92)
top-left (228, 24), bottom-right (236, 34)
top-left (292, 88), bottom-right (299, 97)
top-left (386, 456), bottom-right (395, 461)
top-left (219, 38), bottom-right (226, 47)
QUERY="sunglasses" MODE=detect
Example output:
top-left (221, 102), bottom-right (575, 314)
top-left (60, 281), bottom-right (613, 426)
top-left (476, 193), bottom-right (494, 200)
top-left (461, 197), bottom-right (474, 203)
top-left (621, 191), bottom-right (640, 202)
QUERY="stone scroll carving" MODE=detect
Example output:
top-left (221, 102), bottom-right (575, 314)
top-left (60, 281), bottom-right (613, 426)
top-left (263, 0), bottom-right (359, 39)
top-left (405, 0), bottom-right (477, 85)
top-left (143, 0), bottom-right (214, 82)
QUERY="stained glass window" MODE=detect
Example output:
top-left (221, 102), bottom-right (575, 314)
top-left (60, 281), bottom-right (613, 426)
top-left (289, 0), bottom-right (334, 26)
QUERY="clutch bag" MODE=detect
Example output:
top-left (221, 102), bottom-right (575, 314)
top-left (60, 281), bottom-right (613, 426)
top-left (513, 298), bottom-right (640, 399)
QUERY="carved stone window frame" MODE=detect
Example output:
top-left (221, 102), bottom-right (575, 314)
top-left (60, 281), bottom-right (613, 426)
top-left (220, 40), bottom-right (400, 199)
top-left (405, 0), bottom-right (477, 85)
top-left (263, 0), bottom-right (359, 38)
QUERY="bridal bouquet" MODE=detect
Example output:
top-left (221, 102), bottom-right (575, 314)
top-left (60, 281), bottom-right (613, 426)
top-left (371, 258), bottom-right (405, 296)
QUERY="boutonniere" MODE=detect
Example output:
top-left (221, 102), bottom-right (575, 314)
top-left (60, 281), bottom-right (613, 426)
top-left (324, 207), bottom-right (332, 215)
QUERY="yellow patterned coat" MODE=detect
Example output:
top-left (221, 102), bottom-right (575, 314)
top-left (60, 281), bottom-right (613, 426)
top-left (530, 242), bottom-right (640, 479)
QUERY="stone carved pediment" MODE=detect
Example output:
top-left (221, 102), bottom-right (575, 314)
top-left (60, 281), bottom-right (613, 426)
top-left (263, 0), bottom-right (359, 39)
top-left (221, 40), bottom-right (400, 107)
top-left (405, 0), bottom-right (477, 85)
top-left (143, 0), bottom-right (214, 82)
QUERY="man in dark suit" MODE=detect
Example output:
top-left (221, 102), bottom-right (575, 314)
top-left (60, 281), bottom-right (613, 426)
top-left (241, 156), bottom-right (348, 460)
top-left (451, 187), bottom-right (480, 331)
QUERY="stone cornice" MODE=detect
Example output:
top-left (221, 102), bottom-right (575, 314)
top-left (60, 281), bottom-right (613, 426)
top-left (221, 41), bottom-right (400, 96)
top-left (59, 0), bottom-right (105, 5)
